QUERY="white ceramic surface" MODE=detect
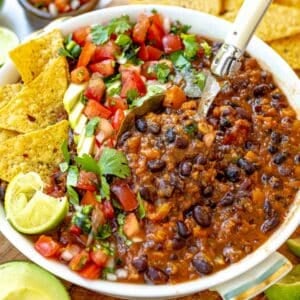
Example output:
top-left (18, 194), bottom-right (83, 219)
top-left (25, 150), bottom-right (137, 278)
top-left (0, 5), bottom-right (300, 299)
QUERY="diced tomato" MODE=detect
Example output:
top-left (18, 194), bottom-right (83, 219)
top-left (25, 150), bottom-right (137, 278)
top-left (84, 100), bottom-right (112, 119)
top-left (84, 73), bottom-right (106, 102)
top-left (92, 41), bottom-right (120, 62)
top-left (71, 66), bottom-right (90, 84)
top-left (76, 171), bottom-right (98, 192)
top-left (107, 97), bottom-right (128, 113)
top-left (119, 64), bottom-right (141, 74)
top-left (78, 263), bottom-right (102, 279)
top-left (163, 85), bottom-right (187, 109)
top-left (111, 109), bottom-right (125, 131)
top-left (69, 250), bottom-right (90, 271)
top-left (120, 71), bottom-right (146, 98)
top-left (138, 44), bottom-right (163, 61)
top-left (141, 61), bottom-right (157, 80)
top-left (95, 118), bottom-right (114, 144)
top-left (77, 42), bottom-right (96, 68)
top-left (132, 14), bottom-right (150, 44)
top-left (35, 235), bottom-right (60, 258)
top-left (54, 0), bottom-right (71, 12)
top-left (102, 200), bottom-right (115, 219)
top-left (162, 34), bottom-right (183, 53)
top-left (72, 27), bottom-right (90, 46)
top-left (147, 23), bottom-right (164, 49)
top-left (81, 190), bottom-right (98, 206)
top-left (90, 249), bottom-right (109, 267)
top-left (123, 213), bottom-right (141, 239)
top-left (70, 225), bottom-right (82, 235)
top-left (111, 182), bottom-right (138, 211)
top-left (149, 13), bottom-right (164, 32)
top-left (89, 59), bottom-right (115, 78)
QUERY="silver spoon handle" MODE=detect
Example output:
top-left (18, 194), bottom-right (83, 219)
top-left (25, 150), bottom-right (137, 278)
top-left (211, 0), bottom-right (272, 76)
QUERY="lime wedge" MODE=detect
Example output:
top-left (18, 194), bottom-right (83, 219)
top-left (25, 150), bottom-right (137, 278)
top-left (0, 27), bottom-right (19, 67)
top-left (265, 265), bottom-right (300, 300)
top-left (5, 172), bottom-right (68, 234)
top-left (287, 238), bottom-right (300, 257)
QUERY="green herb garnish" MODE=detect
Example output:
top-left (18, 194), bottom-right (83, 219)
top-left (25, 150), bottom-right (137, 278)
top-left (126, 88), bottom-right (139, 103)
top-left (152, 63), bottom-right (171, 83)
top-left (184, 123), bottom-right (198, 136)
top-left (115, 34), bottom-right (132, 47)
top-left (67, 185), bottom-right (79, 206)
top-left (137, 193), bottom-right (146, 219)
top-left (170, 20), bottom-right (191, 35)
top-left (194, 72), bottom-right (206, 91)
top-left (169, 51), bottom-right (191, 69)
top-left (67, 165), bottom-right (79, 187)
top-left (181, 34), bottom-right (199, 60)
top-left (97, 223), bottom-right (112, 240)
top-left (200, 41), bottom-right (212, 57)
top-left (85, 117), bottom-right (100, 137)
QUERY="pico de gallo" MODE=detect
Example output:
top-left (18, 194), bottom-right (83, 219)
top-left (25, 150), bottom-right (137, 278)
top-left (32, 10), bottom-right (300, 285)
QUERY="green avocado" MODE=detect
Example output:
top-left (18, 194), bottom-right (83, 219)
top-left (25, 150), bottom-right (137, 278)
top-left (0, 261), bottom-right (70, 300)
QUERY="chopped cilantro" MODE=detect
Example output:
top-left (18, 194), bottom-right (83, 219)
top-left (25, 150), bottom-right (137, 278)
top-left (97, 223), bottom-right (112, 240)
top-left (117, 213), bottom-right (132, 246)
top-left (85, 117), bottom-right (100, 137)
top-left (105, 73), bottom-right (121, 85)
top-left (184, 123), bottom-right (198, 136)
top-left (181, 34), bottom-right (199, 59)
top-left (102, 267), bottom-right (116, 279)
top-left (100, 241), bottom-right (115, 256)
top-left (75, 154), bottom-right (100, 174)
top-left (67, 185), bottom-right (79, 206)
top-left (108, 15), bottom-right (132, 34)
top-left (151, 8), bottom-right (158, 14)
top-left (200, 41), bottom-right (212, 57)
top-left (115, 34), bottom-right (132, 47)
top-left (59, 139), bottom-right (70, 171)
top-left (108, 86), bottom-right (121, 97)
top-left (137, 193), bottom-right (146, 219)
top-left (91, 25), bottom-right (110, 45)
top-left (72, 210), bottom-right (92, 234)
top-left (152, 63), bottom-right (171, 83)
top-left (126, 88), bottom-right (139, 103)
top-left (67, 165), bottom-right (79, 187)
top-left (118, 44), bottom-right (141, 65)
top-left (169, 51), bottom-right (191, 69)
top-left (194, 72), bottom-right (206, 91)
top-left (100, 175), bottom-right (111, 199)
top-left (117, 213), bottom-right (126, 226)
top-left (170, 20), bottom-right (191, 35)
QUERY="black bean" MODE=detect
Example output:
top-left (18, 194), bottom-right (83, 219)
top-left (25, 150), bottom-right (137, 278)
top-left (278, 166), bottom-right (292, 177)
top-left (268, 144), bottom-right (278, 154)
top-left (157, 179), bottom-right (174, 198)
top-left (165, 128), bottom-right (176, 143)
top-left (145, 267), bottom-right (169, 284)
top-left (225, 164), bottom-right (241, 182)
top-left (237, 158), bottom-right (255, 175)
top-left (202, 185), bottom-right (214, 197)
top-left (261, 173), bottom-right (270, 185)
top-left (139, 186), bottom-right (153, 203)
top-left (220, 117), bottom-right (231, 129)
top-left (175, 136), bottom-right (189, 149)
top-left (193, 205), bottom-right (212, 227)
top-left (147, 159), bottom-right (166, 172)
top-left (261, 213), bottom-right (280, 233)
top-left (179, 161), bottom-right (192, 177)
top-left (270, 131), bottom-right (282, 144)
top-left (269, 176), bottom-right (282, 189)
top-left (273, 152), bottom-right (287, 165)
top-left (170, 173), bottom-right (185, 192)
top-left (245, 141), bottom-right (254, 150)
top-left (294, 154), bottom-right (300, 165)
top-left (117, 131), bottom-right (132, 147)
top-left (192, 255), bottom-right (213, 275)
top-left (253, 83), bottom-right (270, 97)
top-left (132, 255), bottom-right (148, 272)
top-left (148, 123), bottom-right (161, 134)
top-left (219, 192), bottom-right (235, 207)
top-left (263, 200), bottom-right (273, 217)
top-left (176, 221), bottom-right (191, 238)
top-left (172, 237), bottom-right (186, 250)
top-left (194, 153), bottom-right (207, 165)
top-left (135, 118), bottom-right (147, 132)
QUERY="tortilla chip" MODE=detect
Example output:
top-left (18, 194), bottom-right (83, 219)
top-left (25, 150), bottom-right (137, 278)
top-left (9, 29), bottom-right (64, 84)
top-left (0, 83), bottom-right (22, 110)
top-left (223, 0), bottom-right (243, 12)
top-left (0, 120), bottom-right (69, 183)
top-left (0, 56), bottom-right (68, 133)
top-left (222, 4), bottom-right (300, 42)
top-left (0, 129), bottom-right (19, 143)
top-left (269, 34), bottom-right (300, 69)
top-left (274, 0), bottom-right (300, 9)
top-left (128, 0), bottom-right (223, 15)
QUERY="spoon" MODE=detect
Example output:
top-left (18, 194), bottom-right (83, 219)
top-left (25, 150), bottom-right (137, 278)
top-left (195, 0), bottom-right (273, 118)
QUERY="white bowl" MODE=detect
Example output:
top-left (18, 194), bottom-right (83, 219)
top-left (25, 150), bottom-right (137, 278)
top-left (0, 5), bottom-right (300, 299)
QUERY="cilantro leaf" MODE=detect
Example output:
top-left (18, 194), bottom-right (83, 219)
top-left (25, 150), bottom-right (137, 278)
top-left (126, 88), bottom-right (139, 103)
top-left (100, 175), bottom-right (111, 199)
top-left (137, 193), bottom-right (146, 219)
top-left (85, 117), bottom-right (100, 137)
top-left (75, 154), bottom-right (100, 174)
top-left (181, 34), bottom-right (199, 59)
top-left (97, 223), bottom-right (112, 240)
top-left (169, 51), bottom-right (191, 69)
top-left (67, 185), bottom-right (79, 206)
top-left (115, 34), bottom-right (132, 47)
top-left (99, 148), bottom-right (130, 179)
top-left (194, 72), bottom-right (206, 91)
top-left (184, 123), bottom-right (198, 136)
top-left (60, 139), bottom-right (70, 165)
top-left (152, 63), bottom-right (171, 83)
top-left (200, 41), bottom-right (212, 57)
top-left (108, 15), bottom-right (132, 34)
top-left (91, 25), bottom-right (110, 45)
top-left (67, 165), bottom-right (79, 186)
top-left (170, 20), bottom-right (191, 35)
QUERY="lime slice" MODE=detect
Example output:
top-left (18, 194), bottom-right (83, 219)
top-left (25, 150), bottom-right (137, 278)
top-left (287, 238), bottom-right (300, 257)
top-left (5, 172), bottom-right (68, 234)
top-left (265, 265), bottom-right (300, 300)
top-left (0, 27), bottom-right (19, 67)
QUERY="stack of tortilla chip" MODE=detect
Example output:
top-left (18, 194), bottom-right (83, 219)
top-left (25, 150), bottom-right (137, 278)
top-left (0, 30), bottom-right (69, 183)
top-left (129, 0), bottom-right (300, 74)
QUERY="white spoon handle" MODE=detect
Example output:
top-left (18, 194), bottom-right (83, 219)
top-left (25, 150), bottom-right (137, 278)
top-left (211, 0), bottom-right (272, 76)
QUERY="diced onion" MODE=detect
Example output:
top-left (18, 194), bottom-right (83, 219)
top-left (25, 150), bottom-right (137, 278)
top-left (60, 244), bottom-right (81, 262)
top-left (116, 268), bottom-right (128, 279)
top-left (163, 17), bottom-right (171, 34)
top-left (106, 273), bottom-right (117, 281)
top-left (71, 0), bottom-right (80, 10)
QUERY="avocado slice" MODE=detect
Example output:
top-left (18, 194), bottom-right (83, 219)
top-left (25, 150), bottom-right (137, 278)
top-left (69, 101), bottom-right (85, 129)
top-left (63, 83), bottom-right (87, 114)
top-left (0, 261), bottom-right (70, 300)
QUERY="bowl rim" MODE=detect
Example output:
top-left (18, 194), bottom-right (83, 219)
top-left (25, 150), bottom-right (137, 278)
top-left (0, 4), bottom-right (300, 299)
top-left (17, 0), bottom-right (99, 19)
